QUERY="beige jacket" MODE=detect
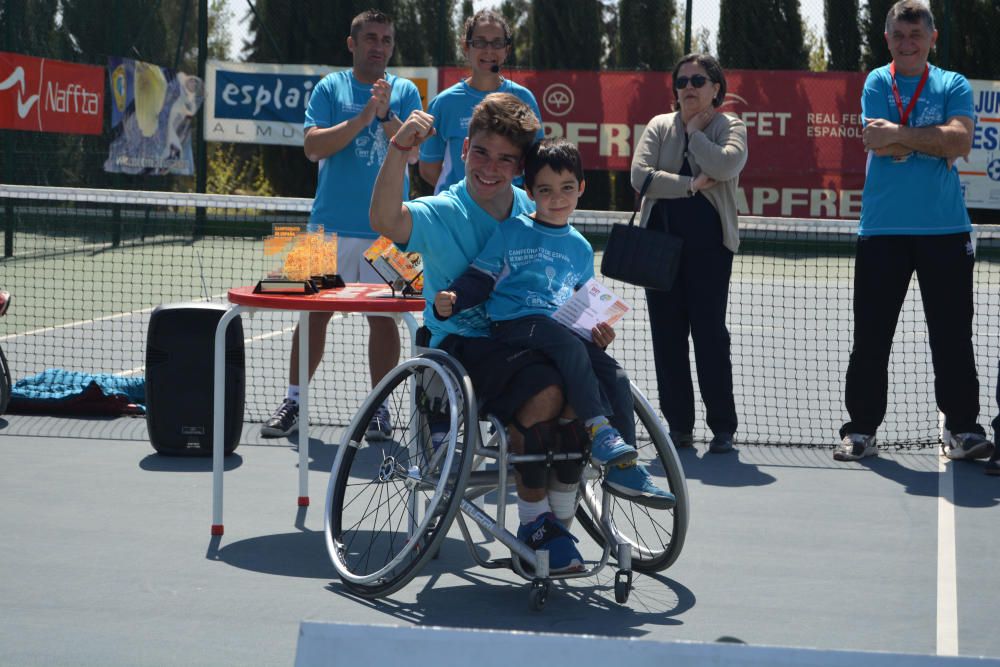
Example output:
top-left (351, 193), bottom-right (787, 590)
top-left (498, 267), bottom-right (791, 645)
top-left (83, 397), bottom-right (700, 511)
top-left (630, 111), bottom-right (748, 253)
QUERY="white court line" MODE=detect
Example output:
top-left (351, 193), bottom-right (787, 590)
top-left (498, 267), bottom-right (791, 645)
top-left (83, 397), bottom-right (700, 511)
top-left (937, 453), bottom-right (959, 656)
top-left (0, 293), bottom-right (230, 342)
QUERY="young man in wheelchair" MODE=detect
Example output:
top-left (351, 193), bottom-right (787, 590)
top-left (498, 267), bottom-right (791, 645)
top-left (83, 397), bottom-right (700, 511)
top-left (433, 138), bottom-right (673, 511)
top-left (372, 95), bottom-right (667, 573)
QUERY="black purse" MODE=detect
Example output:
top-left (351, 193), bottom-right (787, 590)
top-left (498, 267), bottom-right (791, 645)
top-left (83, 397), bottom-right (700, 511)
top-left (600, 172), bottom-right (683, 291)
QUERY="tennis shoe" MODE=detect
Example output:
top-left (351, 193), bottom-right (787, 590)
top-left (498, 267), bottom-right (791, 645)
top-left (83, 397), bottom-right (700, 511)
top-left (833, 433), bottom-right (877, 461)
top-left (603, 462), bottom-right (675, 510)
top-left (670, 431), bottom-right (694, 448)
top-left (366, 403), bottom-right (393, 441)
top-left (261, 398), bottom-right (298, 438)
top-left (516, 512), bottom-right (585, 574)
top-left (0, 291), bottom-right (10, 317)
top-left (943, 432), bottom-right (995, 460)
top-left (589, 425), bottom-right (638, 466)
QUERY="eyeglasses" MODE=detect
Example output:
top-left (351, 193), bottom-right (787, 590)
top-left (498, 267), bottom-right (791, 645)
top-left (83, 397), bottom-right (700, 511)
top-left (675, 74), bottom-right (709, 89)
top-left (467, 37), bottom-right (509, 50)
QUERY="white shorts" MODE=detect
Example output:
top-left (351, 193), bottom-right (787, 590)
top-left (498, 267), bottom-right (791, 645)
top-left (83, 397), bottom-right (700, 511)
top-left (336, 236), bottom-right (383, 284)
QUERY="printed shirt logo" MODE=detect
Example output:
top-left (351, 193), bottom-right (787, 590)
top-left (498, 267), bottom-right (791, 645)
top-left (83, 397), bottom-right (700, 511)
top-left (0, 66), bottom-right (40, 118)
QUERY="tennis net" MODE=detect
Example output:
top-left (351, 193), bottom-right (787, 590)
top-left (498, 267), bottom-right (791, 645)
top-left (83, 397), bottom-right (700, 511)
top-left (2, 184), bottom-right (998, 447)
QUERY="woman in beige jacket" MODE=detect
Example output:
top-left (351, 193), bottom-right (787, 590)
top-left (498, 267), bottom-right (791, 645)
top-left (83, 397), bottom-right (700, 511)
top-left (630, 53), bottom-right (748, 454)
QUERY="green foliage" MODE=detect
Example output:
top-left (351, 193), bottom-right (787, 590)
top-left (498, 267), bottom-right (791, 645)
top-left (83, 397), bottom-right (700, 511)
top-left (531, 0), bottom-right (602, 69)
top-left (718, 0), bottom-right (808, 69)
top-left (824, 0), bottom-right (860, 71)
top-left (206, 144), bottom-right (275, 196)
top-left (803, 22), bottom-right (828, 72)
top-left (618, 0), bottom-right (678, 70)
top-left (498, 0), bottom-right (532, 67)
top-left (861, 0), bottom-right (893, 69)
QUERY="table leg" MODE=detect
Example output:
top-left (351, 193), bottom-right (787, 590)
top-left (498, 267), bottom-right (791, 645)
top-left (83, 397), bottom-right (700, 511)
top-left (212, 305), bottom-right (244, 536)
top-left (298, 310), bottom-right (310, 507)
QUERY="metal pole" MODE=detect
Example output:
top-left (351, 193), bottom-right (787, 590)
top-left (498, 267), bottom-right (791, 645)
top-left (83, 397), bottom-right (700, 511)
top-left (684, 0), bottom-right (693, 55)
top-left (195, 0), bottom-right (208, 237)
top-left (3, 0), bottom-right (15, 257)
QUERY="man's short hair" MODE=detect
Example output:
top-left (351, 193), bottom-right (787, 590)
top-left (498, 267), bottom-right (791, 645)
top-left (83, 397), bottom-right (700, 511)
top-left (351, 8), bottom-right (393, 39)
top-left (885, 0), bottom-right (935, 33)
top-left (463, 9), bottom-right (511, 44)
top-left (467, 93), bottom-right (540, 155)
top-left (524, 139), bottom-right (584, 191)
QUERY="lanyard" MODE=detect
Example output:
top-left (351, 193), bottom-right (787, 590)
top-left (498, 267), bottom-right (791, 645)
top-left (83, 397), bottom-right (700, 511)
top-left (889, 62), bottom-right (929, 126)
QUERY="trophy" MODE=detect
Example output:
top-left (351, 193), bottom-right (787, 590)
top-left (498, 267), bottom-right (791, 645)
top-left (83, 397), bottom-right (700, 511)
top-left (255, 224), bottom-right (342, 294)
top-left (363, 236), bottom-right (423, 297)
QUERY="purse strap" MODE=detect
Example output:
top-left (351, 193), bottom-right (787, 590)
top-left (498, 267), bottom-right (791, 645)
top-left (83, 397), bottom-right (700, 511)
top-left (628, 172), bottom-right (655, 227)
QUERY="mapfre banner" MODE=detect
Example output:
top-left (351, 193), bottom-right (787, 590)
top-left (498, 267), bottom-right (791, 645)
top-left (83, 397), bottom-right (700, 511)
top-left (442, 68), bottom-right (869, 219)
top-left (0, 51), bottom-right (104, 134)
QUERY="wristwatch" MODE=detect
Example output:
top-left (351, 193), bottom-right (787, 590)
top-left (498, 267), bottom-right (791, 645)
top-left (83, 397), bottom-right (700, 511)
top-left (377, 109), bottom-right (395, 123)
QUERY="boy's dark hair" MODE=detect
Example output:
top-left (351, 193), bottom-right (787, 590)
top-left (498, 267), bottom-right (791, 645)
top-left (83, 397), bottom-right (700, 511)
top-left (351, 8), bottom-right (393, 40)
top-left (463, 9), bottom-right (511, 44)
top-left (467, 93), bottom-right (540, 155)
top-left (885, 0), bottom-right (935, 33)
top-left (671, 53), bottom-right (727, 111)
top-left (524, 139), bottom-right (584, 191)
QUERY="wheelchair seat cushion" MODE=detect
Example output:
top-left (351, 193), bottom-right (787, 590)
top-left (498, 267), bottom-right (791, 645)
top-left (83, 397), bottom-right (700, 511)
top-left (439, 334), bottom-right (563, 424)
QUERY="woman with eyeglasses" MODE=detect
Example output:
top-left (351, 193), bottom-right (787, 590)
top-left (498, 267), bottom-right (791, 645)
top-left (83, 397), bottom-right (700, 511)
top-left (418, 9), bottom-right (543, 194)
top-left (630, 53), bottom-right (748, 455)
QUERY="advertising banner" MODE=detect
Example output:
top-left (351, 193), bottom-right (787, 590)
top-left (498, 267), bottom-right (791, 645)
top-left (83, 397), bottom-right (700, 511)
top-left (205, 60), bottom-right (437, 146)
top-left (959, 79), bottom-right (1000, 209)
top-left (104, 57), bottom-right (204, 175)
top-left (441, 67), bottom-right (869, 219)
top-left (0, 51), bottom-right (104, 134)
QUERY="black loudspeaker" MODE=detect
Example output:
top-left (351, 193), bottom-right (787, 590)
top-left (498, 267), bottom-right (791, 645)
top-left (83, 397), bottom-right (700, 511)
top-left (146, 303), bottom-right (245, 456)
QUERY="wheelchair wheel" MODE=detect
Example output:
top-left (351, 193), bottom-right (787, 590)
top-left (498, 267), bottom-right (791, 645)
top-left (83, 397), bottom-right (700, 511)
top-left (0, 345), bottom-right (10, 415)
top-left (575, 382), bottom-right (689, 573)
top-left (326, 352), bottom-right (476, 598)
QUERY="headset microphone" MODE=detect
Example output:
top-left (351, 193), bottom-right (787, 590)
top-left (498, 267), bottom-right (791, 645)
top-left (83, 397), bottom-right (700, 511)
top-left (490, 64), bottom-right (500, 74)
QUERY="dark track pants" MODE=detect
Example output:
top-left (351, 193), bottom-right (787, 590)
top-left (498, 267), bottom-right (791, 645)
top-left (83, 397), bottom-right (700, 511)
top-left (841, 233), bottom-right (984, 437)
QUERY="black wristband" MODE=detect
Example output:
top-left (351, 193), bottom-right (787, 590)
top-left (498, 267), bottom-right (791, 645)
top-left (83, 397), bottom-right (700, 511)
top-left (377, 109), bottom-right (395, 123)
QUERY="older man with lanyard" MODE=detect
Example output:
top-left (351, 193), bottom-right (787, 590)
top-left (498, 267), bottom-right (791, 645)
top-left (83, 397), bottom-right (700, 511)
top-left (835, 0), bottom-right (994, 463)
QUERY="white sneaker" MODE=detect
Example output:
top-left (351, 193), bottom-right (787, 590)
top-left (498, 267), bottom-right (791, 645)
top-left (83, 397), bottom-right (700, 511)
top-left (833, 433), bottom-right (877, 461)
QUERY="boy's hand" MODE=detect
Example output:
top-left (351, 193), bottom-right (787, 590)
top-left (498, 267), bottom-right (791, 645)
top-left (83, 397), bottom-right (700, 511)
top-left (434, 290), bottom-right (457, 317)
top-left (591, 321), bottom-right (616, 348)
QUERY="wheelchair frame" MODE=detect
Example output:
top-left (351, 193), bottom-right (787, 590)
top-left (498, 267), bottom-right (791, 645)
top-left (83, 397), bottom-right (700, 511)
top-left (324, 349), bottom-right (688, 610)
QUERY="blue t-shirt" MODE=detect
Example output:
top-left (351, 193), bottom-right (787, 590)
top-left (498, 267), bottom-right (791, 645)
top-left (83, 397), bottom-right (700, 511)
top-left (400, 181), bottom-right (534, 346)
top-left (473, 214), bottom-right (594, 322)
top-left (305, 70), bottom-right (422, 239)
top-left (419, 79), bottom-right (543, 194)
top-left (859, 64), bottom-right (974, 236)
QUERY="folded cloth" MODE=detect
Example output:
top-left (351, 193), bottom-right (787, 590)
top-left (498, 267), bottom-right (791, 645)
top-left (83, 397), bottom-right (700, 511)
top-left (9, 368), bottom-right (145, 416)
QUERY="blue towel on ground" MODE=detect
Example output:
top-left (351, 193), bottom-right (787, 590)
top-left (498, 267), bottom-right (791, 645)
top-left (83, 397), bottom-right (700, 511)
top-left (10, 368), bottom-right (146, 416)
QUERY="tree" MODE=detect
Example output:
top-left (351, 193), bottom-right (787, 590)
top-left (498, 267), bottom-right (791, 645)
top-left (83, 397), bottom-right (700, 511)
top-left (718, 0), bottom-right (808, 69)
top-left (618, 0), bottom-right (678, 71)
top-left (531, 0), bottom-right (602, 69)
top-left (498, 0), bottom-right (532, 67)
top-left (861, 0), bottom-right (893, 69)
top-left (803, 22), bottom-right (828, 72)
top-left (824, 0), bottom-right (860, 71)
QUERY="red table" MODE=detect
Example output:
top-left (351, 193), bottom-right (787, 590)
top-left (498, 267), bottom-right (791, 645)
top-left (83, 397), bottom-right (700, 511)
top-left (212, 283), bottom-right (424, 535)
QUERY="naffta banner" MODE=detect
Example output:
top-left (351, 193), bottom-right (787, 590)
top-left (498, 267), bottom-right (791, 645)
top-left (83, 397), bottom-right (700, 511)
top-left (0, 51), bottom-right (104, 134)
top-left (104, 57), bottom-right (204, 175)
top-left (204, 60), bottom-right (437, 146)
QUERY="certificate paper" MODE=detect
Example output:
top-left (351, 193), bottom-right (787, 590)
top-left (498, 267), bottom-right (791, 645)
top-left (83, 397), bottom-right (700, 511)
top-left (552, 278), bottom-right (631, 339)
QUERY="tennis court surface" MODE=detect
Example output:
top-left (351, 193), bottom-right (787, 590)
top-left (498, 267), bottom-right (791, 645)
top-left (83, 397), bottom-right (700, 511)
top-left (1, 186), bottom-right (999, 664)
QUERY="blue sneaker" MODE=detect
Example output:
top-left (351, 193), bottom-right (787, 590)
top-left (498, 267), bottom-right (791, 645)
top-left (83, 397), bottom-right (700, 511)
top-left (516, 512), bottom-right (585, 574)
top-left (604, 462), bottom-right (675, 510)
top-left (366, 403), bottom-right (393, 441)
top-left (589, 426), bottom-right (638, 466)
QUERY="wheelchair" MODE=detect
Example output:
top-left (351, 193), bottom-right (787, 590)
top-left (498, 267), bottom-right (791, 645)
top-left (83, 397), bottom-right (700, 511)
top-left (324, 348), bottom-right (688, 610)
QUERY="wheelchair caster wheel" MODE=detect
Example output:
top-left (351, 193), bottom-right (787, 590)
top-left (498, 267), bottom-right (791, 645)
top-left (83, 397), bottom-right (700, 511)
top-left (614, 569), bottom-right (632, 604)
top-left (529, 579), bottom-right (550, 611)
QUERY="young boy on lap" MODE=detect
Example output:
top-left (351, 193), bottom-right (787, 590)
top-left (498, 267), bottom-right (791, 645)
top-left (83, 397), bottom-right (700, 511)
top-left (434, 138), bottom-right (674, 509)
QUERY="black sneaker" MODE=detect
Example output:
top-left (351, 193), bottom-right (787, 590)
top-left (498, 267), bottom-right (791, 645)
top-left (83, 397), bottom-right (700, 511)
top-left (366, 403), bottom-right (393, 441)
top-left (670, 432), bottom-right (694, 448)
top-left (943, 432), bottom-right (995, 460)
top-left (261, 399), bottom-right (298, 437)
top-left (708, 432), bottom-right (734, 454)
top-left (833, 433), bottom-right (877, 461)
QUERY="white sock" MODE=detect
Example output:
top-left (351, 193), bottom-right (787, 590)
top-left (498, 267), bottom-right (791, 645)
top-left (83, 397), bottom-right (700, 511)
top-left (517, 497), bottom-right (551, 526)
top-left (547, 479), bottom-right (579, 528)
top-left (286, 385), bottom-right (300, 403)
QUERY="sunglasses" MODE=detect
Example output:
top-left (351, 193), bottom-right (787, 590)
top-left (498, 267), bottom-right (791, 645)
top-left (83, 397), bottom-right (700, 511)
top-left (675, 74), bottom-right (709, 89)
top-left (467, 37), bottom-right (509, 50)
